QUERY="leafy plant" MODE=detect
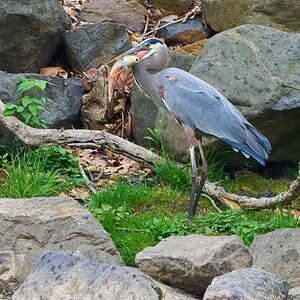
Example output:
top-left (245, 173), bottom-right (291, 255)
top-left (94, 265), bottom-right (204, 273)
top-left (144, 127), bottom-right (165, 152)
top-left (31, 146), bottom-right (80, 178)
top-left (3, 78), bottom-right (51, 128)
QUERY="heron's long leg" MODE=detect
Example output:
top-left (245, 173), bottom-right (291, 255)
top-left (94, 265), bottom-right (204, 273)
top-left (192, 139), bottom-right (208, 216)
top-left (183, 125), bottom-right (198, 225)
top-left (187, 146), bottom-right (197, 225)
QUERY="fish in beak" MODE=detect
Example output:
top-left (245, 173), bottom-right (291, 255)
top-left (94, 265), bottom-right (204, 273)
top-left (107, 53), bottom-right (140, 101)
top-left (107, 42), bottom-right (150, 65)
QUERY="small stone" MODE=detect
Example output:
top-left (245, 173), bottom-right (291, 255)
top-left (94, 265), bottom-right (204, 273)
top-left (136, 0), bottom-right (194, 16)
top-left (257, 189), bottom-right (276, 198)
top-left (13, 252), bottom-right (197, 300)
top-left (0, 197), bottom-right (122, 282)
top-left (0, 0), bottom-right (71, 73)
top-left (202, 0), bottom-right (300, 33)
top-left (0, 71), bottom-right (84, 147)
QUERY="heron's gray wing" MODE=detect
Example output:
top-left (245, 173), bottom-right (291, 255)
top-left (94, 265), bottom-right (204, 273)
top-left (153, 68), bottom-right (271, 163)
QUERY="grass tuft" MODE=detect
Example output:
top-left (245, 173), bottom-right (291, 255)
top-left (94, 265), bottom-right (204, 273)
top-left (0, 146), bottom-right (80, 198)
top-left (0, 150), bottom-right (63, 198)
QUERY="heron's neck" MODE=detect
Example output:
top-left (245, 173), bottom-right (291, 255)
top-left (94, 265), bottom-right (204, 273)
top-left (133, 51), bottom-right (169, 97)
top-left (133, 61), bottom-right (158, 96)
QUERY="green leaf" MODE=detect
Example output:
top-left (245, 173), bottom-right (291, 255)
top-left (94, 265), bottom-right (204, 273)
top-left (16, 106), bottom-right (24, 113)
top-left (3, 108), bottom-right (16, 116)
top-left (4, 103), bottom-right (17, 110)
top-left (18, 78), bottom-right (49, 93)
top-left (34, 80), bottom-right (47, 91)
top-left (31, 98), bottom-right (43, 104)
top-left (28, 105), bottom-right (38, 117)
top-left (18, 78), bottom-right (37, 92)
top-left (21, 96), bottom-right (34, 107)
top-left (20, 111), bottom-right (32, 124)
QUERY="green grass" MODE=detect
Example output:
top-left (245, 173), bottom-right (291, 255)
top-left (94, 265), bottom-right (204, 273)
top-left (151, 147), bottom-right (232, 192)
top-left (88, 179), bottom-right (300, 266)
top-left (0, 146), bottom-right (80, 198)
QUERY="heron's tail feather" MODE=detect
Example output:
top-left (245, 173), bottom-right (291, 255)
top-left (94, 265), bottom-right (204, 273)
top-left (222, 125), bottom-right (271, 166)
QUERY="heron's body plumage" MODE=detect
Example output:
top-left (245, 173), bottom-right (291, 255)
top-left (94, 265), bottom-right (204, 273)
top-left (134, 64), bottom-right (271, 165)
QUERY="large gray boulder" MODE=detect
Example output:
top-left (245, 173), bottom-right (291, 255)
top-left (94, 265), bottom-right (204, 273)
top-left (0, 0), bottom-right (71, 73)
top-left (190, 24), bottom-right (300, 161)
top-left (135, 234), bottom-right (252, 296)
top-left (136, 0), bottom-right (193, 16)
top-left (0, 71), bottom-right (84, 146)
top-left (203, 268), bottom-right (289, 300)
top-left (251, 228), bottom-right (300, 288)
top-left (63, 22), bottom-right (131, 72)
top-left (0, 197), bottom-right (122, 283)
top-left (79, 0), bottom-right (146, 32)
top-left (13, 252), bottom-right (197, 300)
top-left (130, 51), bottom-right (195, 161)
top-left (157, 17), bottom-right (209, 45)
top-left (202, 0), bottom-right (300, 33)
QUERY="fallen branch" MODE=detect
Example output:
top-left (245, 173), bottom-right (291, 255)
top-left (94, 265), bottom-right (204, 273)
top-left (0, 99), bottom-right (162, 167)
top-left (203, 174), bottom-right (300, 210)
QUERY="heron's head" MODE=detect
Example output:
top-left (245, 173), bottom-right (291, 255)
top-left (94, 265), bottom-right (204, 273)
top-left (108, 38), bottom-right (167, 66)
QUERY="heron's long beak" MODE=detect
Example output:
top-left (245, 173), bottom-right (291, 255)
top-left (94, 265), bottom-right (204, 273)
top-left (107, 43), bottom-right (148, 64)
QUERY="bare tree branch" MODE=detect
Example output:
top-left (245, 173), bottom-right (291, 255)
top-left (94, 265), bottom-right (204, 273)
top-left (203, 174), bottom-right (300, 210)
top-left (0, 99), bottom-right (162, 167)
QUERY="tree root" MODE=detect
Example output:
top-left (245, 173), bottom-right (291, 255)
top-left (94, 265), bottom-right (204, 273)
top-left (1, 98), bottom-right (299, 209)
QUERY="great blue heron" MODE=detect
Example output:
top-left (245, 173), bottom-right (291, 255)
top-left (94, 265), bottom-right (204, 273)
top-left (110, 38), bottom-right (271, 224)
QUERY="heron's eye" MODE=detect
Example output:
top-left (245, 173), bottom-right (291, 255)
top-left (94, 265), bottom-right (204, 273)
top-left (135, 58), bottom-right (139, 62)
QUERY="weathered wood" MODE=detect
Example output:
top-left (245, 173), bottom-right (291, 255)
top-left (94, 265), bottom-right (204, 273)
top-left (203, 174), bottom-right (300, 210)
top-left (0, 99), bottom-right (162, 167)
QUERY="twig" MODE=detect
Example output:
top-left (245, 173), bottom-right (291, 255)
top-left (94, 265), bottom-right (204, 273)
top-left (140, 15), bottom-right (150, 41)
top-left (78, 161), bottom-right (97, 194)
top-left (145, 17), bottom-right (184, 37)
top-left (202, 193), bottom-right (222, 212)
top-left (121, 111), bottom-right (125, 139)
